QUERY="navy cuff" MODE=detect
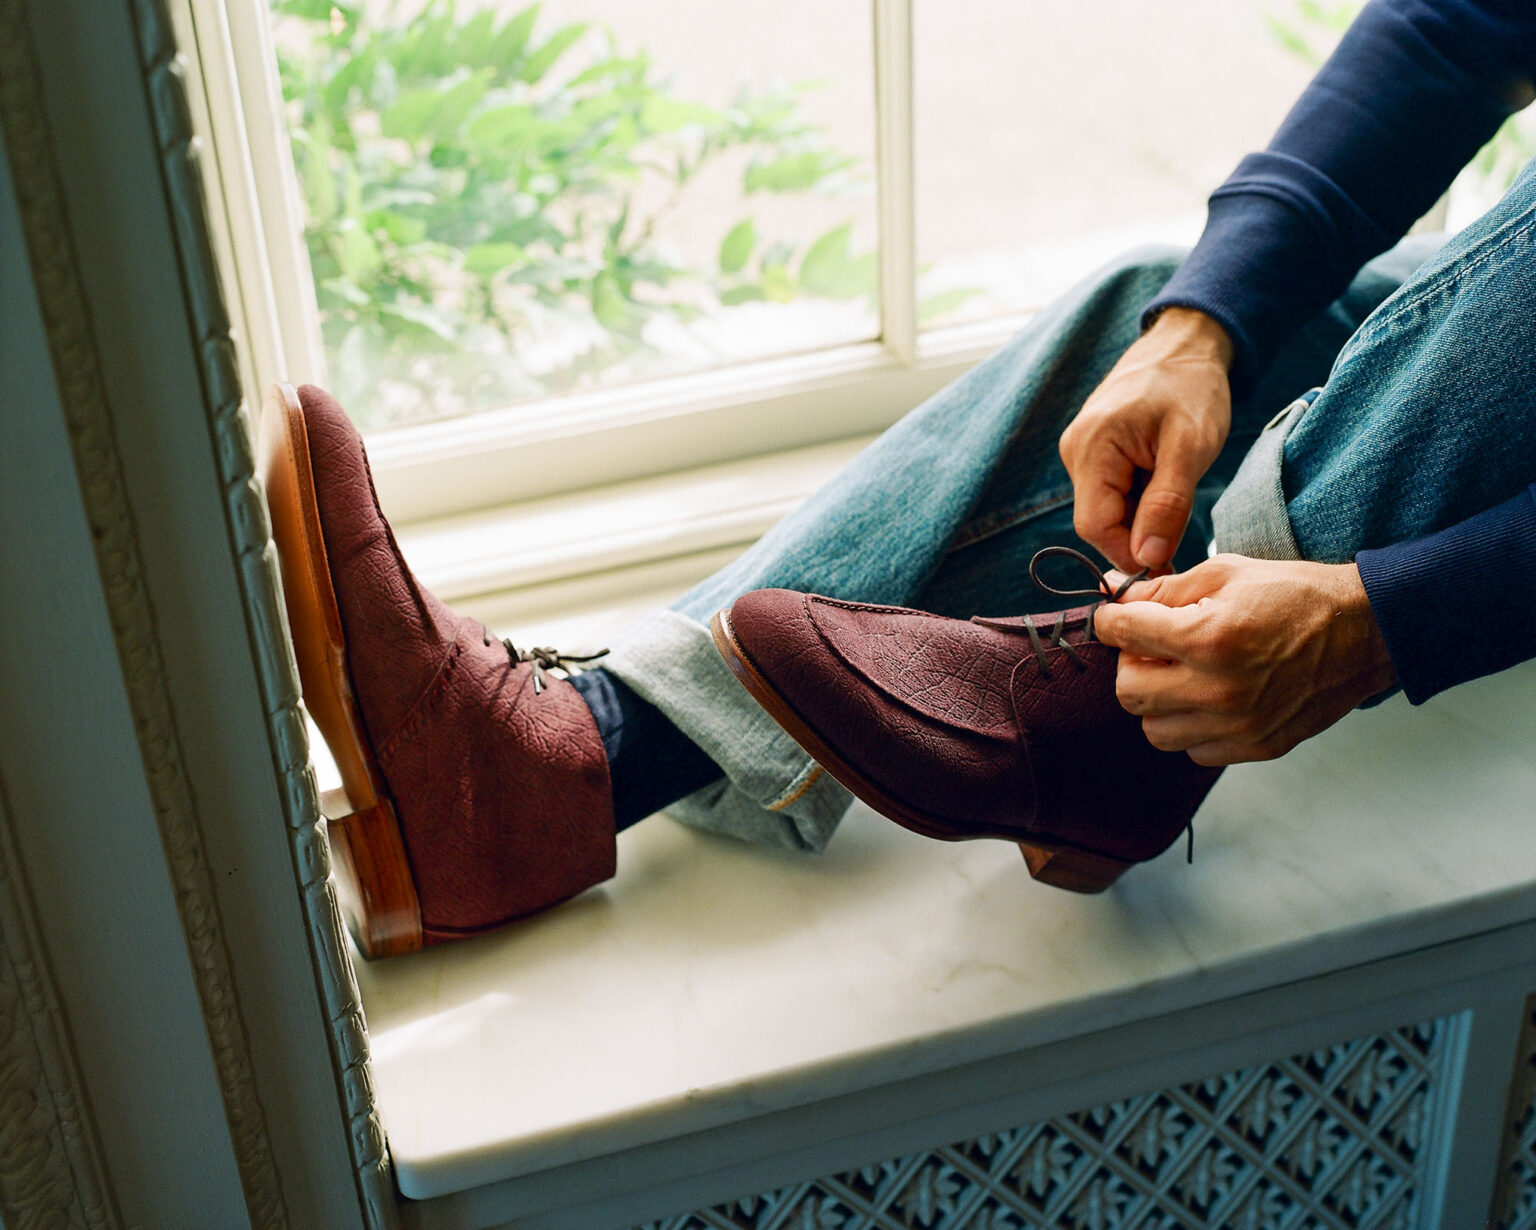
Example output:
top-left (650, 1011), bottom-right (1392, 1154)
top-left (1356, 485), bottom-right (1536, 704)
top-left (1142, 155), bottom-right (1390, 398)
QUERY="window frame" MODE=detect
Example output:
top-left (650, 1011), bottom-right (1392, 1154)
top-left (187, 0), bottom-right (1039, 525)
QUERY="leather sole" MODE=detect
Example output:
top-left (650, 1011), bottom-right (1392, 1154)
top-left (710, 606), bottom-right (1132, 893)
top-left (258, 383), bottom-right (424, 957)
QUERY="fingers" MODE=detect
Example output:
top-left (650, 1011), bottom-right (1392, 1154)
top-left (1068, 449), bottom-right (1137, 572)
top-left (1115, 657), bottom-right (1222, 717)
top-left (1128, 421), bottom-right (1218, 570)
top-left (1103, 566), bottom-right (1221, 606)
top-left (1093, 597), bottom-right (1206, 660)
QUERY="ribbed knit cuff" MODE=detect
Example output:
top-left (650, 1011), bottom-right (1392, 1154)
top-left (1355, 486), bottom-right (1536, 705)
top-left (1142, 153), bottom-right (1390, 398)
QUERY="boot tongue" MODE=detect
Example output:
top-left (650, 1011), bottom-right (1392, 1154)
top-left (971, 604), bottom-right (1097, 639)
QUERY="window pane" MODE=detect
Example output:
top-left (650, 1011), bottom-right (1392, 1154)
top-left (271, 0), bottom-right (877, 430)
top-left (914, 0), bottom-right (1338, 330)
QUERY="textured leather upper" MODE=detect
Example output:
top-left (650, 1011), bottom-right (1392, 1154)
top-left (300, 385), bottom-right (614, 939)
top-left (729, 588), bottom-right (1221, 863)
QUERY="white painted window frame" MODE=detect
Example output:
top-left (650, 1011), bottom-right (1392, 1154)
top-left (183, 0), bottom-right (1031, 526)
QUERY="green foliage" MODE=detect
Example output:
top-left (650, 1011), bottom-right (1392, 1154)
top-left (273, 0), bottom-right (882, 427)
top-left (714, 220), bottom-right (877, 306)
top-left (1264, 0), bottom-right (1360, 68)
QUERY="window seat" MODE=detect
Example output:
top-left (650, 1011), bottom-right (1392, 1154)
top-left (350, 657), bottom-right (1536, 1228)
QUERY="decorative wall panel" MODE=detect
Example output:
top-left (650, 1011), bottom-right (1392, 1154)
top-left (1494, 995), bottom-right (1536, 1230)
top-left (639, 1018), bottom-right (1451, 1230)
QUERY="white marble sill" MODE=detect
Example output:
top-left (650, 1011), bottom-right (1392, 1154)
top-left (355, 659), bottom-right (1536, 1203)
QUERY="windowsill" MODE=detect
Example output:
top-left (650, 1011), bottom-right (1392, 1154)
top-left (351, 657), bottom-right (1536, 1212)
top-left (390, 432), bottom-right (876, 642)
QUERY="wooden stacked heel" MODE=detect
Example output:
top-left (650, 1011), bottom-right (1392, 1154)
top-left (1018, 842), bottom-right (1133, 894)
top-left (260, 383), bottom-right (424, 958)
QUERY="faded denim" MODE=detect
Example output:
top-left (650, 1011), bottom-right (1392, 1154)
top-left (605, 161), bottom-right (1536, 849)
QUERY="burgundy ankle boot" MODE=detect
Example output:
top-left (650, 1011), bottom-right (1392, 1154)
top-left (259, 383), bottom-right (614, 956)
top-left (711, 549), bottom-right (1221, 892)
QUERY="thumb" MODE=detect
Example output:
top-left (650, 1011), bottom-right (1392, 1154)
top-left (1129, 425), bottom-right (1212, 569)
top-left (1094, 597), bottom-right (1203, 660)
top-left (1104, 566), bottom-right (1216, 608)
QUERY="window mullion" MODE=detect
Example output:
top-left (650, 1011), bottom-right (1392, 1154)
top-left (873, 0), bottom-right (917, 365)
top-left (212, 0), bottom-right (329, 390)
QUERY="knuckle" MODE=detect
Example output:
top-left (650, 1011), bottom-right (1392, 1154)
top-left (1139, 487), bottom-right (1195, 519)
top-left (1115, 677), bottom-right (1143, 713)
top-left (1202, 619), bottom-right (1251, 666)
top-left (1210, 685), bottom-right (1245, 716)
top-left (1249, 739), bottom-right (1286, 763)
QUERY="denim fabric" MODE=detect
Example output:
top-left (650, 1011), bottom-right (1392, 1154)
top-left (1211, 389), bottom-right (1317, 561)
top-left (603, 204), bottom-right (1519, 850)
top-left (1215, 159), bottom-right (1536, 564)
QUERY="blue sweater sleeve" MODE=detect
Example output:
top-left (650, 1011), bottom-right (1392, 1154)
top-left (1356, 486), bottom-right (1536, 703)
top-left (1144, 0), bottom-right (1536, 395)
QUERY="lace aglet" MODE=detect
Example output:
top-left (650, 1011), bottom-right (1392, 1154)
top-left (532, 665), bottom-right (546, 695)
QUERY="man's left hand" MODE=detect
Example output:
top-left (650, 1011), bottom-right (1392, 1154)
top-left (1093, 555), bottom-right (1398, 766)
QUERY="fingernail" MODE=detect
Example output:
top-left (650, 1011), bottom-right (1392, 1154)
top-left (1137, 537), bottom-right (1171, 568)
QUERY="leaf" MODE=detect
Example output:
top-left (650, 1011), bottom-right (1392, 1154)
top-left (430, 71), bottom-right (492, 138)
top-left (591, 273), bottom-right (629, 328)
top-left (375, 300), bottom-right (459, 347)
top-left (798, 222), bottom-right (875, 299)
top-left (718, 219), bottom-right (756, 274)
top-left (322, 45), bottom-right (377, 116)
top-left (640, 96), bottom-right (721, 133)
top-left (761, 265), bottom-right (796, 302)
top-left (454, 10), bottom-right (497, 66)
top-left (293, 133), bottom-right (338, 221)
top-left (337, 221), bottom-right (383, 281)
top-left (465, 242), bottom-right (526, 275)
top-left (568, 55), bottom-right (644, 89)
top-left (918, 286), bottom-right (984, 325)
top-left (762, 239), bottom-right (795, 270)
top-left (744, 150), bottom-right (851, 193)
top-left (719, 285), bottom-right (765, 306)
top-left (489, 5), bottom-right (540, 72)
top-left (380, 72), bottom-right (490, 141)
top-left (520, 22), bottom-right (587, 84)
top-left (1263, 16), bottom-right (1319, 67)
top-left (274, 0), bottom-right (333, 19)
top-left (466, 103), bottom-right (537, 148)
top-left (380, 87), bottom-right (441, 140)
top-left (368, 209), bottom-right (427, 245)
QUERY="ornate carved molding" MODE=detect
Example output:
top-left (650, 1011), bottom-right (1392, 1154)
top-left (125, 1), bottom-right (396, 1224)
top-left (1493, 993), bottom-right (1536, 1230)
top-left (641, 1018), bottom-right (1453, 1230)
top-left (0, 771), bottom-right (119, 1230)
top-left (0, 0), bottom-right (296, 1223)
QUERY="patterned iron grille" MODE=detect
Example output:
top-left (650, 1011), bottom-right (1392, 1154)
top-left (636, 1018), bottom-right (1451, 1230)
top-left (1494, 995), bottom-right (1536, 1230)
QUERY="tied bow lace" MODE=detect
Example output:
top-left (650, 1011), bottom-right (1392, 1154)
top-left (1032, 546), bottom-right (1198, 866)
top-left (481, 627), bottom-right (608, 695)
top-left (974, 546), bottom-right (1147, 679)
top-left (1006, 546), bottom-right (1194, 865)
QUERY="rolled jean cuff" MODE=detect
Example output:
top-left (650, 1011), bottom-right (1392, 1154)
top-left (599, 609), bottom-right (852, 852)
top-left (1210, 389), bottom-right (1316, 561)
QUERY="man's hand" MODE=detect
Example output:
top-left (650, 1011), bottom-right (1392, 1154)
top-left (1093, 555), bottom-right (1398, 766)
top-left (1060, 307), bottom-right (1235, 572)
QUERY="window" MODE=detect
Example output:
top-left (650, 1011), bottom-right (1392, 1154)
top-left (189, 0), bottom-right (1351, 527)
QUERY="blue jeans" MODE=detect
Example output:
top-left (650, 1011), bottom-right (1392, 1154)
top-left (603, 156), bottom-right (1536, 852)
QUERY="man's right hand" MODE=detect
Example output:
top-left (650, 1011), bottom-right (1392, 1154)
top-left (1059, 306), bottom-right (1235, 573)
